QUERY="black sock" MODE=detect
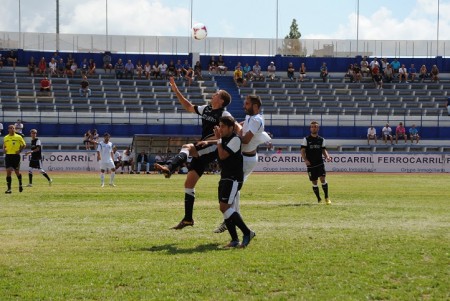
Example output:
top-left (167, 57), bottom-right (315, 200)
top-left (313, 186), bottom-right (321, 201)
top-left (225, 218), bottom-right (239, 242)
top-left (322, 183), bottom-right (329, 199)
top-left (17, 174), bottom-right (22, 186)
top-left (29, 172), bottom-right (33, 184)
top-left (6, 176), bottom-right (11, 190)
top-left (169, 152), bottom-right (188, 173)
top-left (184, 192), bottom-right (195, 221)
top-left (230, 212), bottom-right (250, 236)
top-left (42, 172), bottom-right (50, 181)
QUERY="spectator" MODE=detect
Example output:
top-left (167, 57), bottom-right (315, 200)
top-left (208, 56), bottom-right (217, 74)
top-left (233, 64), bottom-right (244, 87)
top-left (144, 61), bottom-right (152, 79)
top-left (175, 59), bottom-right (183, 79)
top-left (298, 62), bottom-right (307, 82)
top-left (352, 63), bottom-right (362, 83)
top-left (167, 60), bottom-right (176, 78)
top-left (372, 65), bottom-right (383, 89)
top-left (395, 122), bottom-right (407, 144)
top-left (154, 151), bottom-right (165, 165)
top-left (40, 77), bottom-right (51, 95)
top-left (57, 58), bottom-right (65, 77)
top-left (369, 57), bottom-right (379, 70)
top-left (48, 58), bottom-right (57, 77)
top-left (102, 52), bottom-right (113, 73)
top-left (398, 64), bottom-right (408, 83)
top-left (79, 75), bottom-right (91, 97)
top-left (120, 147), bottom-right (131, 174)
top-left (217, 55), bottom-right (228, 75)
top-left (360, 56), bottom-right (370, 77)
top-left (136, 150), bottom-right (150, 174)
top-left (7, 50), bottom-right (18, 70)
top-left (447, 97), bottom-right (450, 116)
top-left (380, 58), bottom-right (388, 75)
top-left (345, 64), bottom-right (354, 82)
top-left (409, 124), bottom-right (420, 144)
top-left (267, 61), bottom-right (276, 81)
top-left (90, 129), bottom-right (99, 148)
top-left (124, 59), bottom-right (134, 79)
top-left (28, 57), bottom-right (36, 76)
top-left (158, 60), bottom-right (168, 79)
top-left (193, 60), bottom-right (203, 80)
top-left (384, 64), bottom-right (394, 83)
top-left (80, 58), bottom-right (89, 76)
top-left (152, 60), bottom-right (160, 79)
top-left (0, 53), bottom-right (4, 68)
top-left (408, 63), bottom-right (417, 82)
top-left (69, 60), bottom-right (78, 78)
top-left (185, 67), bottom-right (194, 87)
top-left (182, 59), bottom-right (191, 77)
top-left (88, 58), bottom-right (96, 76)
top-left (287, 62), bottom-right (295, 81)
top-left (113, 146), bottom-right (122, 169)
top-left (38, 57), bottom-right (47, 76)
top-left (135, 60), bottom-right (143, 79)
top-left (381, 123), bottom-right (393, 145)
top-left (390, 58), bottom-right (401, 76)
top-left (115, 58), bottom-right (125, 79)
top-left (251, 61), bottom-right (264, 81)
top-left (319, 62), bottom-right (328, 82)
top-left (243, 63), bottom-right (251, 81)
top-left (14, 119), bottom-right (24, 137)
top-left (367, 125), bottom-right (377, 145)
top-left (83, 130), bottom-right (92, 150)
top-left (430, 65), bottom-right (439, 82)
top-left (419, 65), bottom-right (428, 82)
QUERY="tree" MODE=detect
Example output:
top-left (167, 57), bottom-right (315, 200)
top-left (281, 19), bottom-right (306, 56)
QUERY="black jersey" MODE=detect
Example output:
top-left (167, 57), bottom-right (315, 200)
top-left (30, 137), bottom-right (43, 160)
top-left (195, 104), bottom-right (231, 140)
top-left (301, 135), bottom-right (326, 166)
top-left (219, 133), bottom-right (243, 182)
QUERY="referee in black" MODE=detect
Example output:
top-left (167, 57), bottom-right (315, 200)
top-left (301, 121), bottom-right (332, 204)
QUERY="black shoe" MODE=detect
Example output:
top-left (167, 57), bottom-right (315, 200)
top-left (240, 230), bottom-right (256, 248)
top-left (5, 189), bottom-right (11, 194)
top-left (172, 219), bottom-right (194, 230)
top-left (19, 186), bottom-right (23, 192)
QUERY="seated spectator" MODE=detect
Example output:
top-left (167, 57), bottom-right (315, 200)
top-left (369, 57), bottom-right (379, 70)
top-left (409, 124), bottom-right (420, 144)
top-left (38, 57), bottom-right (47, 76)
top-left (80, 58), bottom-right (89, 76)
top-left (103, 52), bottom-right (113, 73)
top-left (115, 58), bottom-right (125, 79)
top-left (144, 61), bottom-right (152, 79)
top-left (40, 77), bottom-right (51, 95)
top-left (193, 60), bottom-right (203, 80)
top-left (113, 146), bottom-right (122, 169)
top-left (430, 65), bottom-right (439, 82)
top-left (83, 130), bottom-right (92, 150)
top-left (136, 151), bottom-right (150, 174)
top-left (152, 60), bottom-right (160, 79)
top-left (167, 60), bottom-right (176, 78)
top-left (390, 58), bottom-right (401, 76)
top-left (243, 63), bottom-right (251, 81)
top-left (185, 67), bottom-right (194, 87)
top-left (267, 61), bottom-right (276, 81)
top-left (398, 64), bottom-right (408, 83)
top-left (418, 65), bottom-right (428, 82)
top-left (233, 64), bottom-right (244, 87)
top-left (372, 66), bottom-right (383, 89)
top-left (79, 75), bottom-right (91, 97)
top-left (360, 56), bottom-right (370, 77)
top-left (380, 58), bottom-right (388, 75)
top-left (88, 59), bottom-right (96, 76)
top-left (14, 119), bottom-right (24, 137)
top-left (182, 59), bottom-right (191, 77)
top-left (57, 58), bottom-right (65, 77)
top-left (408, 64), bottom-right (417, 82)
top-left (68, 61), bottom-right (78, 78)
top-left (135, 60), bottom-right (143, 79)
top-left (297, 62), bottom-right (307, 82)
top-left (345, 64), bottom-right (354, 82)
top-left (287, 62), bottom-right (295, 81)
top-left (158, 60), bottom-right (168, 79)
top-left (175, 59), bottom-right (183, 79)
top-left (367, 125), bottom-right (377, 145)
top-left (352, 63), bottom-right (362, 83)
top-left (124, 59), bottom-right (134, 79)
top-left (120, 147), bottom-right (132, 174)
top-left (381, 123), bottom-right (394, 145)
top-left (319, 62), bottom-right (328, 82)
top-left (384, 64), bottom-right (394, 83)
top-left (7, 50), bottom-right (17, 70)
top-left (28, 57), bottom-right (36, 76)
top-left (208, 56), bottom-right (217, 74)
top-left (90, 129), bottom-right (99, 148)
top-left (251, 61), bottom-right (264, 81)
top-left (48, 58), bottom-right (58, 77)
top-left (0, 53), bottom-right (4, 68)
top-left (395, 122), bottom-right (407, 144)
top-left (217, 55), bottom-right (228, 75)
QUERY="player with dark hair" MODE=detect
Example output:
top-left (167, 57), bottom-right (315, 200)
top-left (3, 125), bottom-right (26, 193)
top-left (97, 133), bottom-right (116, 187)
top-left (215, 116), bottom-right (255, 248)
top-left (25, 129), bottom-right (52, 187)
top-left (154, 76), bottom-right (232, 229)
top-left (300, 121), bottom-right (332, 204)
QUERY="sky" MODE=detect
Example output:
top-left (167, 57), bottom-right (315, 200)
top-left (0, 0), bottom-right (449, 40)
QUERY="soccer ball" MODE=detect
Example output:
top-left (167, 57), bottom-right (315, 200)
top-left (192, 23), bottom-right (207, 40)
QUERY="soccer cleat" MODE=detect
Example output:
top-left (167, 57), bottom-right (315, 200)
top-left (317, 199), bottom-right (322, 204)
top-left (109, 183), bottom-right (116, 187)
top-left (325, 198), bottom-right (331, 205)
top-left (101, 183), bottom-right (105, 187)
top-left (19, 186), bottom-right (23, 192)
top-left (171, 219), bottom-right (194, 230)
top-left (26, 184), bottom-right (33, 187)
top-left (240, 230), bottom-right (256, 248)
top-left (5, 189), bottom-right (12, 194)
top-left (154, 163), bottom-right (171, 178)
top-left (49, 179), bottom-right (53, 186)
top-left (223, 240), bottom-right (240, 249)
top-left (213, 221), bottom-right (227, 233)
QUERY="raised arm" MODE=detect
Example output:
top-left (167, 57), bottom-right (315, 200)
top-left (169, 77), bottom-right (195, 113)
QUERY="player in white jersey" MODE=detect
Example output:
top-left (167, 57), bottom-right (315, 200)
top-left (214, 94), bottom-right (271, 233)
top-left (96, 132), bottom-right (116, 187)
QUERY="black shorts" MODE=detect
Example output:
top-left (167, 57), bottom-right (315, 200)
top-left (5, 154), bottom-right (21, 170)
top-left (189, 150), bottom-right (217, 177)
top-left (218, 178), bottom-right (243, 205)
top-left (29, 159), bottom-right (43, 169)
top-left (307, 164), bottom-right (326, 181)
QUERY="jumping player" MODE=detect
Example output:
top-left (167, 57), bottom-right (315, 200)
top-left (154, 76), bottom-right (232, 229)
top-left (300, 121), bottom-right (332, 204)
top-left (97, 132), bottom-right (116, 187)
top-left (25, 129), bottom-right (52, 187)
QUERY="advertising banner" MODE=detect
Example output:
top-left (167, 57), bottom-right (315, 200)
top-left (20, 152), bottom-right (99, 172)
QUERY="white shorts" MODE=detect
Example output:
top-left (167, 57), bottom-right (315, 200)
top-left (100, 161), bottom-right (116, 171)
top-left (243, 153), bottom-right (258, 181)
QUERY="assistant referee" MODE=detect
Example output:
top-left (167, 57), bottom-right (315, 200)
top-left (3, 124), bottom-right (26, 193)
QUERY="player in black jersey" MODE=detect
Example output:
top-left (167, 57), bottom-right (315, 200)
top-left (215, 116), bottom-right (255, 248)
top-left (25, 129), bottom-right (52, 187)
top-left (154, 77), bottom-right (232, 229)
top-left (300, 121), bottom-right (332, 204)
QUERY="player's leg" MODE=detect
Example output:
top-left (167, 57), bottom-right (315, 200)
top-left (110, 166), bottom-right (116, 186)
top-left (172, 169), bottom-right (200, 229)
top-left (154, 144), bottom-right (193, 177)
top-left (319, 173), bottom-right (330, 205)
top-left (309, 166), bottom-right (321, 203)
top-left (14, 166), bottom-right (23, 192)
top-left (28, 167), bottom-right (34, 187)
top-left (5, 166), bottom-right (13, 193)
top-left (100, 168), bottom-right (106, 187)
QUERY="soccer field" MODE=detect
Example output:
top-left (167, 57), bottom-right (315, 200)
top-left (0, 172), bottom-right (448, 300)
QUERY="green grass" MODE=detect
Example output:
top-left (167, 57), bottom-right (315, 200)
top-left (0, 172), bottom-right (448, 300)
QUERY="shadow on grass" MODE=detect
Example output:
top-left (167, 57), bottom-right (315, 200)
top-left (137, 243), bottom-right (222, 254)
top-left (278, 203), bottom-right (316, 207)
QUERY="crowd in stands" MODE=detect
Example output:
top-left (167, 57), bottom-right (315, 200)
top-left (368, 122), bottom-right (420, 145)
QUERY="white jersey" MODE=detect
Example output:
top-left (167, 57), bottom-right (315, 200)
top-left (113, 151), bottom-right (121, 161)
top-left (97, 141), bottom-right (114, 164)
top-left (241, 114), bottom-right (271, 153)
